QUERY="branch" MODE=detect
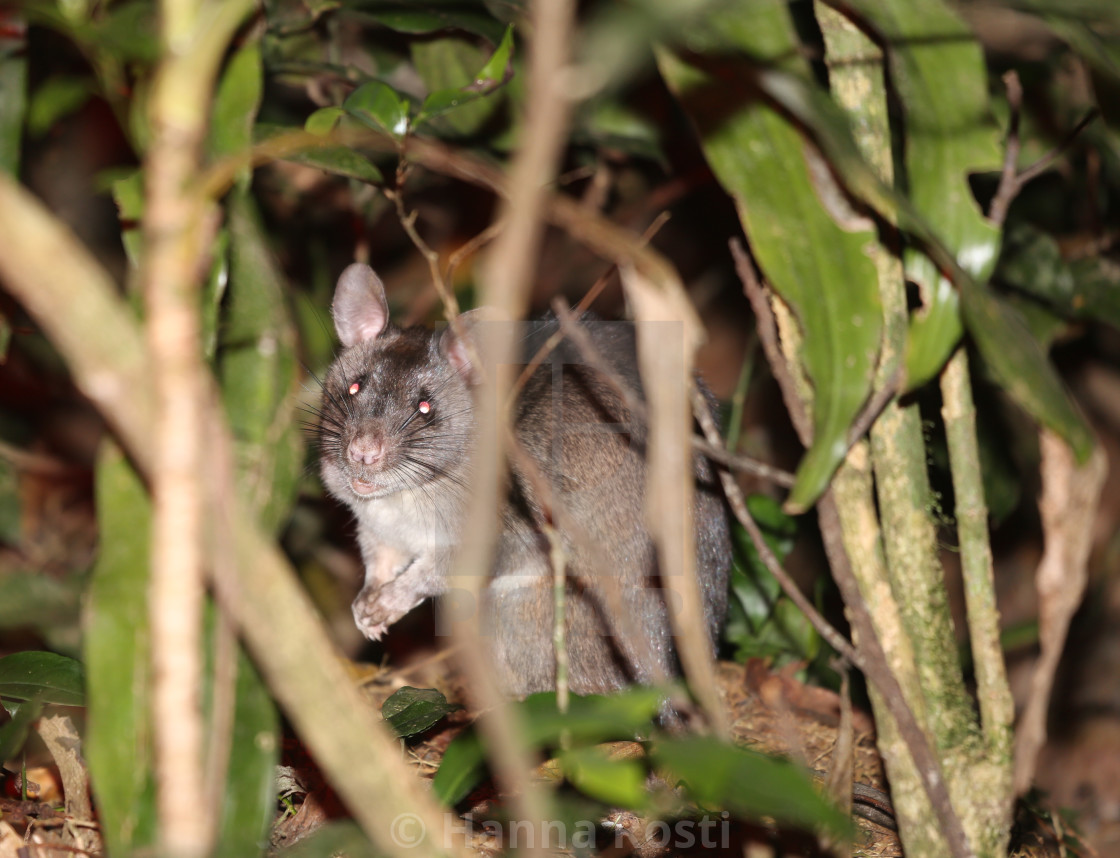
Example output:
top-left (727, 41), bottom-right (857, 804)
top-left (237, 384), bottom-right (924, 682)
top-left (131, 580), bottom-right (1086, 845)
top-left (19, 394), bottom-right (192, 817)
top-left (988, 70), bottom-right (1099, 228)
top-left (443, 0), bottom-right (579, 846)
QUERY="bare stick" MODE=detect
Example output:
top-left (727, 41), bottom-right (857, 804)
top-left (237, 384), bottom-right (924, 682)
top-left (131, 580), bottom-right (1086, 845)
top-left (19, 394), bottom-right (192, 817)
top-left (1013, 430), bottom-right (1106, 794)
top-left (816, 496), bottom-right (973, 858)
top-left (510, 212), bottom-right (669, 404)
top-left (987, 71), bottom-right (1024, 229)
top-left (989, 69), bottom-right (1099, 228)
top-left (552, 298), bottom-right (795, 487)
top-left (141, 2), bottom-right (254, 852)
top-left (388, 187), bottom-right (461, 321)
top-left (687, 385), bottom-right (859, 668)
top-left (444, 0), bottom-right (578, 848)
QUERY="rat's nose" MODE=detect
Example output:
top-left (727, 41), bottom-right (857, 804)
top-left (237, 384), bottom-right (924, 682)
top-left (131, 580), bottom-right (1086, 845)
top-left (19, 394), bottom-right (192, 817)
top-left (348, 435), bottom-right (385, 466)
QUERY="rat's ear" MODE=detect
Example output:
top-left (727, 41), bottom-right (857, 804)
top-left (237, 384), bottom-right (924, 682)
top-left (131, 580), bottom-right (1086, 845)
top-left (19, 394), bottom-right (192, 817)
top-left (439, 308), bottom-right (491, 385)
top-left (332, 263), bottom-right (390, 347)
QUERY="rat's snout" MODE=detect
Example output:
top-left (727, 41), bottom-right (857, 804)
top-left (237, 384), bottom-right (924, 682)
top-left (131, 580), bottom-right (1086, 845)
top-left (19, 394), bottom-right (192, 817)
top-left (348, 433), bottom-right (386, 466)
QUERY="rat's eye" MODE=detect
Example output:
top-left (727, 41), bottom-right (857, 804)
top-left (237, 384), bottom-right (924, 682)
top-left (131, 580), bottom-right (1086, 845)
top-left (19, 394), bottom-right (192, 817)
top-left (348, 381), bottom-right (361, 395)
top-left (418, 400), bottom-right (431, 415)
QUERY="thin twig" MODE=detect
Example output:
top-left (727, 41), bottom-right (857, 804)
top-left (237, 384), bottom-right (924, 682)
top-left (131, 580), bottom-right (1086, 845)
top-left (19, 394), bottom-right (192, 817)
top-left (0, 440), bottom-right (74, 475)
top-left (552, 298), bottom-right (795, 487)
top-left (730, 239), bottom-right (812, 443)
top-left (686, 385), bottom-right (858, 666)
top-left (443, 0), bottom-right (578, 849)
top-left (1017, 109), bottom-right (1099, 189)
top-left (987, 71), bottom-right (1024, 229)
top-left (387, 187), bottom-right (461, 320)
top-left (447, 220), bottom-right (505, 284)
top-left (509, 211), bottom-right (668, 405)
top-left (846, 366), bottom-right (903, 447)
top-left (989, 69), bottom-right (1098, 228)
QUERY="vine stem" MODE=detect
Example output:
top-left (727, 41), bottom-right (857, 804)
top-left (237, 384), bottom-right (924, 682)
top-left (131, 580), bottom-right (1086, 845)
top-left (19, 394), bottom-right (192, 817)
top-left (142, 1), bottom-right (253, 854)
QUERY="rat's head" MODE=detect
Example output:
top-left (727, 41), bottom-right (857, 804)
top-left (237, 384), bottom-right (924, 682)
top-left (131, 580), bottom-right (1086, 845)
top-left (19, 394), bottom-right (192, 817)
top-left (317, 263), bottom-right (478, 503)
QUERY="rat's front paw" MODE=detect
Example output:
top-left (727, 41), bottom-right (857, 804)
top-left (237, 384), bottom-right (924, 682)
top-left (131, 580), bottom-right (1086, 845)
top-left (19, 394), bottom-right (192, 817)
top-left (351, 581), bottom-right (424, 641)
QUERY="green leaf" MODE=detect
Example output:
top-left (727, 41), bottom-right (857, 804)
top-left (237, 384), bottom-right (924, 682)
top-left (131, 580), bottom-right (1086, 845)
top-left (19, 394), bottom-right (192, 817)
top-left (305, 106), bottom-right (345, 135)
top-left (433, 689), bottom-right (665, 805)
top-left (560, 745), bottom-right (650, 809)
top-left (110, 169), bottom-right (145, 272)
top-left (221, 191), bottom-right (305, 533)
top-left (0, 15), bottom-right (27, 176)
top-left (997, 222), bottom-right (1120, 329)
top-left (91, 0), bottom-right (160, 64)
top-left (432, 726), bottom-right (484, 805)
top-left (343, 80), bottom-right (411, 138)
top-left (413, 26), bottom-right (514, 133)
top-left (657, 4), bottom-right (883, 514)
top-left (213, 647), bottom-right (280, 858)
top-left (0, 697), bottom-right (42, 763)
top-left (209, 41), bottom-right (263, 190)
top-left (259, 122), bottom-right (386, 184)
top-left (572, 100), bottom-right (666, 165)
top-left (473, 23), bottom-right (514, 83)
top-left (958, 286), bottom-right (1093, 461)
top-left (382, 686), bottom-right (459, 738)
top-left (0, 652), bottom-right (85, 706)
top-left (838, 0), bottom-right (1002, 388)
top-left (84, 443), bottom-right (158, 855)
top-left (651, 736), bottom-right (849, 835)
top-left (686, 20), bottom-right (1093, 463)
top-left (347, 2), bottom-right (508, 44)
top-left (26, 75), bottom-right (93, 138)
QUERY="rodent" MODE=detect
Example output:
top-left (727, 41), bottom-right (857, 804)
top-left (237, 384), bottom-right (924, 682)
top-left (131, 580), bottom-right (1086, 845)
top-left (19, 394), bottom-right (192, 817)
top-left (317, 262), bottom-right (731, 696)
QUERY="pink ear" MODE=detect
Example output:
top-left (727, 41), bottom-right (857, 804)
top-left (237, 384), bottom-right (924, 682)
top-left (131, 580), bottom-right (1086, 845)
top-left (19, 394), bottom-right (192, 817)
top-left (332, 263), bottom-right (389, 347)
top-left (439, 311), bottom-right (484, 384)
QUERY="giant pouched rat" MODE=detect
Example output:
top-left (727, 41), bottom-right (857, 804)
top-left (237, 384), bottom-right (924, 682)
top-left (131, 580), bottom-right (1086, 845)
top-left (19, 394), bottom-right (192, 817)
top-left (317, 262), bottom-right (730, 696)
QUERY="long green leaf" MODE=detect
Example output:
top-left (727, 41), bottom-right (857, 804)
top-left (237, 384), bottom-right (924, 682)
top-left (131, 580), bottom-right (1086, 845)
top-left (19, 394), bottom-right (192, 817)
top-left (433, 689), bottom-right (665, 805)
top-left (209, 41), bottom-right (263, 191)
top-left (221, 191), bottom-right (304, 533)
top-left (838, 0), bottom-right (1003, 387)
top-left (730, 36), bottom-right (1093, 462)
top-left (213, 644), bottom-right (280, 858)
top-left (0, 652), bottom-right (85, 705)
top-left (413, 26), bottom-right (514, 133)
top-left (652, 735), bottom-right (850, 836)
top-left (84, 443), bottom-right (158, 856)
top-left (657, 3), bottom-right (883, 513)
